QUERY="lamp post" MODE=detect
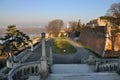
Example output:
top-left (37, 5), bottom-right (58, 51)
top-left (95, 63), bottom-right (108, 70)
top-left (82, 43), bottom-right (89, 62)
top-left (40, 32), bottom-right (48, 80)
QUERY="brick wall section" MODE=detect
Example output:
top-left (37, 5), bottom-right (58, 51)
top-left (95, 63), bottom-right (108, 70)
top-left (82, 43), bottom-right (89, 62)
top-left (79, 27), bottom-right (106, 56)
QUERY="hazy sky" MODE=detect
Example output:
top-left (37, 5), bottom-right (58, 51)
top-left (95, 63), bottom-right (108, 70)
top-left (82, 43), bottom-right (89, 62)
top-left (0, 0), bottom-right (119, 27)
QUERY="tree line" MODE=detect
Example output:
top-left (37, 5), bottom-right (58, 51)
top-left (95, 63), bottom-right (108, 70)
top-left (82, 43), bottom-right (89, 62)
top-left (46, 19), bottom-right (84, 38)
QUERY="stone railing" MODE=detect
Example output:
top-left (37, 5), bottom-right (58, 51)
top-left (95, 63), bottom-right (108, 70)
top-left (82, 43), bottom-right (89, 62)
top-left (8, 38), bottom-right (52, 80)
top-left (98, 59), bottom-right (120, 64)
top-left (96, 62), bottom-right (120, 72)
top-left (16, 41), bottom-right (41, 63)
top-left (8, 61), bottom-right (41, 80)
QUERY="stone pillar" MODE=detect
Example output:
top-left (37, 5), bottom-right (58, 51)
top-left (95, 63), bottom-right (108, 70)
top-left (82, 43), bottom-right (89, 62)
top-left (40, 32), bottom-right (48, 80)
top-left (31, 43), bottom-right (33, 51)
top-left (95, 62), bottom-right (99, 72)
top-left (41, 38), bottom-right (45, 56)
top-left (49, 47), bottom-right (53, 66)
top-left (117, 61), bottom-right (120, 73)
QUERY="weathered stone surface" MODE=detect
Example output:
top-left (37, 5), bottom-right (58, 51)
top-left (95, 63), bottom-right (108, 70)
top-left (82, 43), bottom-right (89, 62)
top-left (114, 33), bottom-right (120, 51)
top-left (80, 27), bottom-right (105, 56)
top-left (79, 27), bottom-right (120, 57)
top-left (27, 64), bottom-right (120, 80)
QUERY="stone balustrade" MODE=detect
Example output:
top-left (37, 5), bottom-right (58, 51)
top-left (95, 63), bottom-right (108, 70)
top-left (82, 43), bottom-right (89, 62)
top-left (98, 59), bottom-right (120, 64)
top-left (8, 38), bottom-right (52, 80)
top-left (17, 42), bottom-right (41, 63)
top-left (21, 42), bottom-right (42, 63)
top-left (8, 61), bottom-right (41, 80)
top-left (96, 62), bottom-right (120, 72)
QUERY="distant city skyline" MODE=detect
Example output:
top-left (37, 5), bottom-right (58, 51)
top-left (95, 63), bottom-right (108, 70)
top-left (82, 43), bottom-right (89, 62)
top-left (0, 0), bottom-right (119, 28)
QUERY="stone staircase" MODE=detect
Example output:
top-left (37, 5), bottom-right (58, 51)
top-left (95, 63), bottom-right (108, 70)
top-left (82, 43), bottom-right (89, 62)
top-left (47, 64), bottom-right (120, 80)
top-left (27, 64), bottom-right (120, 80)
top-left (51, 64), bottom-right (93, 73)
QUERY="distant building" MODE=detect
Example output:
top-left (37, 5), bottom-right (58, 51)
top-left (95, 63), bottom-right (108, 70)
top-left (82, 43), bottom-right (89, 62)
top-left (86, 16), bottom-right (116, 27)
top-left (58, 28), bottom-right (67, 37)
top-left (86, 19), bottom-right (98, 27)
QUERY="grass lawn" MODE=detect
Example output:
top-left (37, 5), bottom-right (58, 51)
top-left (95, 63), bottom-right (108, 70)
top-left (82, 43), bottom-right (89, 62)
top-left (52, 37), bottom-right (76, 54)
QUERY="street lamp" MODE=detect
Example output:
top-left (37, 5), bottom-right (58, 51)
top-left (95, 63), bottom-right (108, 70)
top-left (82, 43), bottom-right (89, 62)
top-left (41, 32), bottom-right (46, 39)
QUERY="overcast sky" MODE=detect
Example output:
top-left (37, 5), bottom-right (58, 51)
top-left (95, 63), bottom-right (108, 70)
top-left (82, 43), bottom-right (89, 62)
top-left (0, 0), bottom-right (119, 28)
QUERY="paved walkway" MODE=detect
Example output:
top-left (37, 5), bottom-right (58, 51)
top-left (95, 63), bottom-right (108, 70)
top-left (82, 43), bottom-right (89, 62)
top-left (53, 38), bottom-right (95, 64)
top-left (67, 38), bottom-right (96, 59)
top-left (24, 38), bottom-right (96, 64)
top-left (13, 38), bottom-right (119, 64)
top-left (24, 39), bottom-right (52, 63)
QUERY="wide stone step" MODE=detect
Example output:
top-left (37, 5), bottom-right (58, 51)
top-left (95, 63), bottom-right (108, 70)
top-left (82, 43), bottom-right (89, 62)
top-left (51, 64), bottom-right (93, 73)
top-left (27, 73), bottom-right (120, 80)
top-left (47, 73), bottom-right (120, 80)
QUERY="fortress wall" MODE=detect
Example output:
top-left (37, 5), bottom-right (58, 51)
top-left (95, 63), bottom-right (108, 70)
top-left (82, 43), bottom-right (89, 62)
top-left (79, 27), bottom-right (106, 56)
top-left (114, 33), bottom-right (120, 51)
top-left (80, 27), bottom-right (120, 57)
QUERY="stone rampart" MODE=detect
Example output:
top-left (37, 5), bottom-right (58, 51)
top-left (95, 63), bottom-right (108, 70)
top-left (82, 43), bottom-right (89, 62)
top-left (80, 27), bottom-right (120, 57)
top-left (114, 33), bottom-right (120, 51)
top-left (80, 27), bottom-right (106, 56)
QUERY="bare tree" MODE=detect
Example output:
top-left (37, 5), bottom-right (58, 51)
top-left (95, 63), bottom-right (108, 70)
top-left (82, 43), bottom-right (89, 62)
top-left (67, 20), bottom-right (82, 38)
top-left (106, 3), bottom-right (120, 25)
top-left (68, 21), bottom-right (78, 32)
top-left (46, 19), bottom-right (64, 37)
